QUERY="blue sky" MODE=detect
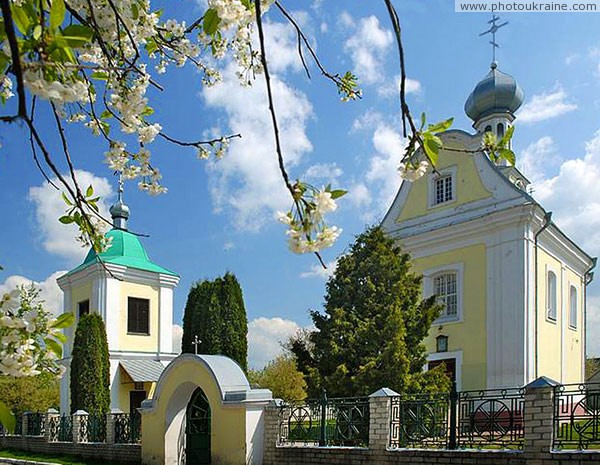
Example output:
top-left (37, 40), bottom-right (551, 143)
top-left (1, 0), bottom-right (600, 368)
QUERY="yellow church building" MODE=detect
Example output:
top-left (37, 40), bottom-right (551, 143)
top-left (382, 61), bottom-right (596, 391)
top-left (57, 189), bottom-right (180, 414)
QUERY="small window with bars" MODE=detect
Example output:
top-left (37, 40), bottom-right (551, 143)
top-left (78, 300), bottom-right (90, 318)
top-left (434, 273), bottom-right (458, 318)
top-left (128, 297), bottom-right (150, 335)
top-left (434, 175), bottom-right (453, 205)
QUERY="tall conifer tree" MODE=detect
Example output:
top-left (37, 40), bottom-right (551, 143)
top-left (182, 273), bottom-right (248, 371)
top-left (291, 226), bottom-right (449, 397)
top-left (70, 314), bottom-right (110, 414)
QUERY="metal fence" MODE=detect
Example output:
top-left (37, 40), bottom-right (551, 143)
top-left (389, 385), bottom-right (524, 450)
top-left (114, 413), bottom-right (141, 444)
top-left (48, 415), bottom-right (73, 442)
top-left (79, 413), bottom-right (107, 443)
top-left (458, 388), bottom-right (524, 449)
top-left (26, 412), bottom-right (46, 436)
top-left (390, 393), bottom-right (449, 448)
top-left (278, 394), bottom-right (369, 447)
top-left (554, 382), bottom-right (600, 450)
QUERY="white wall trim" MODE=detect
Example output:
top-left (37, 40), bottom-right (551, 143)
top-left (427, 350), bottom-right (463, 391)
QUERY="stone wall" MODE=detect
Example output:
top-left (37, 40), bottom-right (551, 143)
top-left (263, 378), bottom-right (600, 465)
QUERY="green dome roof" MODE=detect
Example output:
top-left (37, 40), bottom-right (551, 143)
top-left (66, 229), bottom-right (178, 277)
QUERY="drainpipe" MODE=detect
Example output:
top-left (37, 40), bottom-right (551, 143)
top-left (584, 257), bottom-right (597, 378)
top-left (534, 211), bottom-right (552, 379)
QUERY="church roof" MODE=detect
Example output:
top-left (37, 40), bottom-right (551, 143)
top-left (65, 228), bottom-right (178, 277)
top-left (120, 359), bottom-right (165, 382)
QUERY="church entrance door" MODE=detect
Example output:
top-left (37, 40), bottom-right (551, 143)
top-left (185, 387), bottom-right (211, 465)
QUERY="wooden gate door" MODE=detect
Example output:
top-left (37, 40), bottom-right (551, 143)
top-left (186, 387), bottom-right (211, 465)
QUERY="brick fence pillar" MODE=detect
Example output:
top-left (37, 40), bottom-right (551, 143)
top-left (72, 410), bottom-right (88, 444)
top-left (262, 400), bottom-right (283, 465)
top-left (21, 412), bottom-right (29, 437)
top-left (523, 376), bottom-right (558, 460)
top-left (368, 387), bottom-right (399, 451)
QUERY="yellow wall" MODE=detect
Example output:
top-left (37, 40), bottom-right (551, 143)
top-left (396, 151), bottom-right (492, 223)
top-left (68, 282), bottom-right (93, 352)
top-left (117, 374), bottom-right (156, 412)
top-left (413, 244), bottom-right (487, 390)
top-left (118, 281), bottom-right (160, 353)
top-left (141, 359), bottom-right (246, 465)
top-left (537, 248), bottom-right (584, 383)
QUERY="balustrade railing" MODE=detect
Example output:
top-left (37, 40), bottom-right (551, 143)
top-left (79, 413), bottom-right (107, 443)
top-left (114, 413), bottom-right (141, 444)
top-left (554, 382), bottom-right (600, 450)
top-left (278, 394), bottom-right (369, 447)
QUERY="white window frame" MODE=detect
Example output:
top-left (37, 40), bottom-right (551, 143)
top-left (424, 263), bottom-right (464, 324)
top-left (546, 268), bottom-right (558, 323)
top-left (428, 166), bottom-right (457, 208)
top-left (569, 284), bottom-right (578, 330)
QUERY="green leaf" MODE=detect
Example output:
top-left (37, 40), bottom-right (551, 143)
top-left (61, 192), bottom-right (73, 206)
top-left (140, 106), bottom-right (154, 117)
top-left (86, 185), bottom-right (93, 197)
top-left (131, 3), bottom-right (139, 20)
top-left (50, 0), bottom-right (66, 30)
top-left (329, 189), bottom-right (347, 200)
top-left (420, 112), bottom-right (426, 131)
top-left (32, 24), bottom-right (42, 40)
top-left (61, 24), bottom-right (94, 47)
top-left (51, 312), bottom-right (75, 329)
top-left (11, 6), bottom-right (31, 35)
top-left (91, 71), bottom-right (109, 80)
top-left (53, 331), bottom-right (67, 343)
top-left (0, 402), bottom-right (15, 433)
top-left (59, 215), bottom-right (74, 224)
top-left (45, 338), bottom-right (63, 358)
top-left (240, 0), bottom-right (253, 9)
top-left (422, 133), bottom-right (442, 165)
top-left (499, 148), bottom-right (516, 166)
top-left (100, 110), bottom-right (112, 119)
top-left (427, 117), bottom-right (454, 134)
top-left (499, 124), bottom-right (515, 148)
top-left (145, 38), bottom-right (158, 55)
top-left (203, 8), bottom-right (221, 36)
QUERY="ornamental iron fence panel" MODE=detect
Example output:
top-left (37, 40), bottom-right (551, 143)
top-left (13, 414), bottom-right (22, 436)
top-left (26, 412), bottom-right (45, 436)
top-left (554, 382), bottom-right (600, 450)
top-left (457, 388), bottom-right (524, 450)
top-left (114, 412), bottom-right (141, 444)
top-left (48, 415), bottom-right (73, 442)
top-left (79, 413), bottom-right (106, 443)
top-left (389, 393), bottom-right (450, 449)
top-left (278, 393), bottom-right (369, 447)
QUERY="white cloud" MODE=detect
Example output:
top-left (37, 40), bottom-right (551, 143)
top-left (518, 136), bottom-right (562, 184)
top-left (223, 241), bottom-right (235, 251)
top-left (303, 163), bottom-right (343, 184)
top-left (533, 130), bottom-right (600, 255)
top-left (346, 182), bottom-right (371, 209)
top-left (0, 271), bottom-right (67, 316)
top-left (172, 324), bottom-right (183, 353)
top-left (378, 75), bottom-right (422, 99)
top-left (351, 109), bottom-right (384, 133)
top-left (344, 16), bottom-right (393, 85)
top-left (300, 259), bottom-right (338, 279)
top-left (320, 22), bottom-right (328, 33)
top-left (247, 317), bottom-right (301, 369)
top-left (517, 88), bottom-right (577, 124)
top-left (28, 170), bottom-right (114, 264)
top-left (262, 21), bottom-right (304, 74)
top-left (203, 25), bottom-right (313, 231)
top-left (338, 11), bottom-right (355, 28)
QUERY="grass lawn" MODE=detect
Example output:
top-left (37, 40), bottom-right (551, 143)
top-left (0, 448), bottom-right (136, 465)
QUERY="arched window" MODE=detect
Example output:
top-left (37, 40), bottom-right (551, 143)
top-left (547, 271), bottom-right (557, 321)
top-left (484, 125), bottom-right (492, 133)
top-left (569, 285), bottom-right (578, 329)
top-left (497, 123), bottom-right (505, 138)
